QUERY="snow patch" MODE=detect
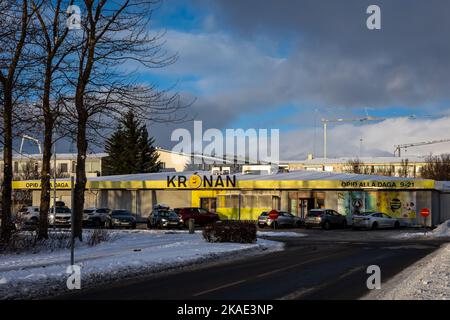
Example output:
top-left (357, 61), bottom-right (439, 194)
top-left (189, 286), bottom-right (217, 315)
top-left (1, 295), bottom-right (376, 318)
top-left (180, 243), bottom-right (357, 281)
top-left (257, 231), bottom-right (307, 238)
top-left (0, 229), bottom-right (283, 299)
top-left (364, 243), bottom-right (450, 300)
top-left (393, 220), bottom-right (450, 239)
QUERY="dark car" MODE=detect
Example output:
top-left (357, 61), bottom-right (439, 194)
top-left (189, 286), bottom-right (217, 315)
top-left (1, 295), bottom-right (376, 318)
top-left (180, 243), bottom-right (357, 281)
top-left (110, 209), bottom-right (136, 229)
top-left (147, 209), bottom-right (181, 229)
top-left (305, 209), bottom-right (348, 230)
top-left (174, 207), bottom-right (219, 227)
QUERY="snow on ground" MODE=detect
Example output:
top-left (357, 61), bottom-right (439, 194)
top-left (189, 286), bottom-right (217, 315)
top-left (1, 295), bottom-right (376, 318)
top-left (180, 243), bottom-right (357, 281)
top-left (392, 220), bottom-right (450, 239)
top-left (257, 231), bottom-right (307, 238)
top-left (0, 230), bottom-right (283, 299)
top-left (364, 243), bottom-right (450, 300)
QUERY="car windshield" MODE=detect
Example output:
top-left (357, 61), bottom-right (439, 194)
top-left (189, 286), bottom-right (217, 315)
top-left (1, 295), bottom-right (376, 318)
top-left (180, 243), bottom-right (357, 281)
top-left (259, 212), bottom-right (269, 216)
top-left (112, 210), bottom-right (131, 216)
top-left (359, 212), bottom-right (375, 216)
top-left (84, 209), bottom-right (95, 214)
top-left (308, 210), bottom-right (324, 217)
top-left (159, 210), bottom-right (177, 218)
top-left (55, 207), bottom-right (71, 213)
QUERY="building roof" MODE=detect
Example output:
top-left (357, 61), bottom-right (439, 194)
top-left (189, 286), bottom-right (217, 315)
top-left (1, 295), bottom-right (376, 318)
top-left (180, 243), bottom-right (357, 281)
top-left (92, 169), bottom-right (422, 182)
top-left (281, 156), bottom-right (427, 165)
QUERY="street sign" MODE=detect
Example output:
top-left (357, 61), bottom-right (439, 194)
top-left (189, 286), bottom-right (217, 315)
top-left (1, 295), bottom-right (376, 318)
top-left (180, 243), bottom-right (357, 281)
top-left (420, 208), bottom-right (430, 218)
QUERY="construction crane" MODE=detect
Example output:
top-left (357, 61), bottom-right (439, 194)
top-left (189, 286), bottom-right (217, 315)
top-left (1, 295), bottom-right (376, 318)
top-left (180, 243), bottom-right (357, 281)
top-left (321, 116), bottom-right (384, 159)
top-left (321, 113), bottom-right (427, 159)
top-left (19, 135), bottom-right (42, 155)
top-left (394, 139), bottom-right (450, 157)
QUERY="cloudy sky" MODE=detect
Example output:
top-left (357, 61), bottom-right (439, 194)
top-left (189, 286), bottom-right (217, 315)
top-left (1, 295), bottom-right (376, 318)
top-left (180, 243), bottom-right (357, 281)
top-left (135, 0), bottom-right (450, 160)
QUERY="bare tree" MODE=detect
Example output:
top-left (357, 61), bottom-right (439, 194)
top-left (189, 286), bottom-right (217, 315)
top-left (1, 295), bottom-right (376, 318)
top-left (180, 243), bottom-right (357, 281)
top-left (420, 154), bottom-right (450, 181)
top-left (30, 0), bottom-right (78, 239)
top-left (398, 158), bottom-right (410, 178)
top-left (0, 0), bottom-right (35, 241)
top-left (61, 0), bottom-right (187, 240)
top-left (343, 159), bottom-right (367, 175)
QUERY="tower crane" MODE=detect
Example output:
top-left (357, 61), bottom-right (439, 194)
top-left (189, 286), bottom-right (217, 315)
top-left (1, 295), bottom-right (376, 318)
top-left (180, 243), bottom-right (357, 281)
top-left (321, 114), bottom-right (426, 159)
top-left (394, 139), bottom-right (450, 157)
top-left (321, 116), bottom-right (384, 159)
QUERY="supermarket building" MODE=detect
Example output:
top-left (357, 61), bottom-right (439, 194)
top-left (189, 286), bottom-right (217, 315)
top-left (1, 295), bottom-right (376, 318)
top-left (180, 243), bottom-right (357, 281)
top-left (12, 170), bottom-right (450, 227)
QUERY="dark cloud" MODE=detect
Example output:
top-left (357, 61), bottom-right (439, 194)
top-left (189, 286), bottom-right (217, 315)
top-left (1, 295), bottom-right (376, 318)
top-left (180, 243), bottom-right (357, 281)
top-left (193, 0), bottom-right (450, 107)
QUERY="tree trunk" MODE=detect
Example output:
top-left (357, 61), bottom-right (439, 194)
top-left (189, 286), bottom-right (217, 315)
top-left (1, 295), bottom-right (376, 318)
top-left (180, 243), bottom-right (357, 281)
top-left (38, 118), bottom-right (52, 239)
top-left (73, 108), bottom-right (87, 241)
top-left (38, 65), bottom-right (53, 240)
top-left (1, 87), bottom-right (13, 242)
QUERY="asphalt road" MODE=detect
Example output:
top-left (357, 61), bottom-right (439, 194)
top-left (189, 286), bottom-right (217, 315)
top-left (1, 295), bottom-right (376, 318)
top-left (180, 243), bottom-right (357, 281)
top-left (60, 229), bottom-right (445, 300)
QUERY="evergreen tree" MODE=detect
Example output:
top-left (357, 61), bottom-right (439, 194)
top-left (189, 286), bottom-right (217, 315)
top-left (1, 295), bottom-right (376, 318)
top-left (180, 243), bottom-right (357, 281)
top-left (103, 111), bottom-right (160, 175)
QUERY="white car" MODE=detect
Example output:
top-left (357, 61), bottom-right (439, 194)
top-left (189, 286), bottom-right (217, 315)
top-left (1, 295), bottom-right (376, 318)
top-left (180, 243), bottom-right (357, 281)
top-left (16, 206), bottom-right (40, 223)
top-left (352, 212), bottom-right (400, 230)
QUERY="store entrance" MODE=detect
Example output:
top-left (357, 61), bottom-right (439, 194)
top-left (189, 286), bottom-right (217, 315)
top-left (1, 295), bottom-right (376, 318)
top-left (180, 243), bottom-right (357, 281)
top-left (200, 197), bottom-right (217, 213)
top-left (289, 191), bottom-right (325, 218)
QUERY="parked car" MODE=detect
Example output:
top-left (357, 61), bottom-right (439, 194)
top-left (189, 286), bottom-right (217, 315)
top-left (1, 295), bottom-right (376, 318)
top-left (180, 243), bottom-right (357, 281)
top-left (352, 211), bottom-right (400, 230)
top-left (110, 209), bottom-right (136, 229)
top-left (147, 209), bottom-right (182, 229)
top-left (16, 206), bottom-right (40, 224)
top-left (83, 208), bottom-right (112, 228)
top-left (174, 207), bottom-right (219, 227)
top-left (305, 209), bottom-right (347, 230)
top-left (258, 210), bottom-right (303, 229)
top-left (49, 206), bottom-right (72, 227)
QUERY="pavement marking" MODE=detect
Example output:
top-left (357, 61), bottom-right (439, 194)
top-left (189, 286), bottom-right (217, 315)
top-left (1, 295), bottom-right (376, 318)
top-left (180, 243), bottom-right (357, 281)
top-left (278, 265), bottom-right (366, 300)
top-left (193, 279), bottom-right (247, 297)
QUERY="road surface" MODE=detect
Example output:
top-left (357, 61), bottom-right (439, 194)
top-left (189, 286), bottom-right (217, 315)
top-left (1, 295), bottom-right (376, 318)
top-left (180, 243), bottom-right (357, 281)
top-left (58, 230), bottom-right (444, 300)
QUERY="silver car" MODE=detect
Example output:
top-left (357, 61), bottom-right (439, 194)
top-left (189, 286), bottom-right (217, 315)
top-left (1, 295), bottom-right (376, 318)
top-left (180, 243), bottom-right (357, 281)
top-left (258, 211), bottom-right (303, 229)
top-left (352, 212), bottom-right (400, 230)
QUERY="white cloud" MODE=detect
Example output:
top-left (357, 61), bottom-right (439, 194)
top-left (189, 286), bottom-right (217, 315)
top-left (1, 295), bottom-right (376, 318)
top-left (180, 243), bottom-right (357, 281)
top-left (279, 116), bottom-right (450, 160)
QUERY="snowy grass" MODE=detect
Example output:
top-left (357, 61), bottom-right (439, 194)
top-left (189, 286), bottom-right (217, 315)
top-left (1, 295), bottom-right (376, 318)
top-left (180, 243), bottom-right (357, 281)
top-left (0, 229), bottom-right (283, 299)
top-left (0, 229), bottom-right (118, 254)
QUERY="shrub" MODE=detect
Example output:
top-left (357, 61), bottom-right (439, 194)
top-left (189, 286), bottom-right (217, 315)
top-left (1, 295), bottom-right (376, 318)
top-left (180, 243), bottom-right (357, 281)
top-left (86, 229), bottom-right (111, 246)
top-left (202, 220), bottom-right (257, 243)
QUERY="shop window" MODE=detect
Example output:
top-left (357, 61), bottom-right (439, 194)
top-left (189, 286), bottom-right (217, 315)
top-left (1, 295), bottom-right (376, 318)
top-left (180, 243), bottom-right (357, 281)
top-left (60, 163), bottom-right (68, 173)
top-left (272, 196), bottom-right (280, 210)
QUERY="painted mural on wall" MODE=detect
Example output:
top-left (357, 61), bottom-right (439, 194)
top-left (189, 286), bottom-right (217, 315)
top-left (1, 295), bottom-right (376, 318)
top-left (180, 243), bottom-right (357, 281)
top-left (337, 191), bottom-right (417, 219)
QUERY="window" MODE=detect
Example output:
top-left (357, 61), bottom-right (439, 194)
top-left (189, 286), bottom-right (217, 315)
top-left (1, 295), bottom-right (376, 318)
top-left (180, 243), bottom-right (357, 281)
top-left (60, 163), bottom-right (68, 173)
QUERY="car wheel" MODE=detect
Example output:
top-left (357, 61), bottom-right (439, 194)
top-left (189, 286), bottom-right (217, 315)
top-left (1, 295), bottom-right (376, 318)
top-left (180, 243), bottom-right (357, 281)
top-left (394, 221), bottom-right (400, 229)
top-left (371, 222), bottom-right (378, 230)
top-left (295, 221), bottom-right (302, 228)
top-left (323, 221), bottom-right (331, 230)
